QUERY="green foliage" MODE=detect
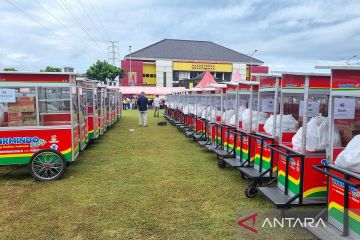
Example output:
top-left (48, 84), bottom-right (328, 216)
top-left (40, 66), bottom-right (62, 72)
top-left (85, 60), bottom-right (124, 83)
top-left (3, 67), bottom-right (17, 71)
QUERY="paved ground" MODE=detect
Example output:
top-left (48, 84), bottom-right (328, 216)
top-left (0, 110), bottom-right (315, 239)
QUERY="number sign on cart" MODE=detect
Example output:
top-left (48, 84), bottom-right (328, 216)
top-left (299, 101), bottom-right (320, 117)
top-left (261, 99), bottom-right (275, 112)
top-left (334, 98), bottom-right (356, 119)
top-left (0, 89), bottom-right (16, 103)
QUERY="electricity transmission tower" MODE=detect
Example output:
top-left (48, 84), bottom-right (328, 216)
top-left (108, 41), bottom-right (119, 65)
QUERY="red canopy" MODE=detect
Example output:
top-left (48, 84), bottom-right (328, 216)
top-left (195, 70), bottom-right (217, 88)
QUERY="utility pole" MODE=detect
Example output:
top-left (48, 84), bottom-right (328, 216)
top-left (346, 55), bottom-right (357, 65)
top-left (107, 41), bottom-right (119, 66)
top-left (129, 45), bottom-right (134, 86)
top-left (249, 49), bottom-right (258, 81)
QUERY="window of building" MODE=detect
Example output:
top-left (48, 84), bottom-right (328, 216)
top-left (145, 74), bottom-right (150, 78)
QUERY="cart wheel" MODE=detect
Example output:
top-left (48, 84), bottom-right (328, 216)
top-left (245, 184), bottom-right (258, 198)
top-left (217, 159), bottom-right (226, 169)
top-left (29, 149), bottom-right (67, 181)
top-left (241, 173), bottom-right (250, 180)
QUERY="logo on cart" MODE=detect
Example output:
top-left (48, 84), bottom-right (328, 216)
top-left (30, 138), bottom-right (46, 149)
top-left (50, 144), bottom-right (59, 150)
top-left (49, 135), bottom-right (59, 143)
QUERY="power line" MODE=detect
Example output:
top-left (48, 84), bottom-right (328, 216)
top-left (77, 0), bottom-right (107, 43)
top-left (55, 0), bottom-right (104, 53)
top-left (4, 0), bottom-right (98, 61)
top-left (32, 0), bottom-right (103, 56)
top-left (88, 0), bottom-right (110, 39)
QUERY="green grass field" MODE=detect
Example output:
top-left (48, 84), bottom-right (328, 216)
top-left (0, 110), bottom-right (315, 239)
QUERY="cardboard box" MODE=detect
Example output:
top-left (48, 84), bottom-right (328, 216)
top-left (8, 121), bottom-right (22, 127)
top-left (19, 96), bottom-right (35, 112)
top-left (8, 112), bottom-right (22, 122)
top-left (7, 103), bottom-right (22, 113)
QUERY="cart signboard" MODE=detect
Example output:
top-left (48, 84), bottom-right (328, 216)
top-left (0, 89), bottom-right (16, 103)
top-left (0, 129), bottom-right (73, 164)
top-left (334, 98), bottom-right (356, 119)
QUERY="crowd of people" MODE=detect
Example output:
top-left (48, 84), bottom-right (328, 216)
top-left (122, 95), bottom-right (166, 111)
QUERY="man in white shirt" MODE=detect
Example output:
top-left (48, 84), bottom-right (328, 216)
top-left (153, 95), bottom-right (161, 117)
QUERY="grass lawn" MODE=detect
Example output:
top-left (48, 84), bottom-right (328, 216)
top-left (0, 110), bottom-right (316, 239)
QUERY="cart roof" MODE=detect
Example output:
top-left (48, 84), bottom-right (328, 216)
top-left (208, 83), bottom-right (226, 88)
top-left (251, 73), bottom-right (281, 78)
top-left (237, 80), bottom-right (259, 86)
top-left (315, 65), bottom-right (360, 70)
top-left (282, 71), bottom-right (330, 77)
top-left (0, 71), bottom-right (77, 75)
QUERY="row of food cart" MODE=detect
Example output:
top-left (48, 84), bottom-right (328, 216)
top-left (0, 72), bottom-right (122, 181)
top-left (165, 66), bottom-right (360, 240)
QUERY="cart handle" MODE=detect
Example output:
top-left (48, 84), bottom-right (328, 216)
top-left (267, 144), bottom-right (304, 158)
top-left (248, 133), bottom-right (274, 141)
top-left (313, 165), bottom-right (360, 187)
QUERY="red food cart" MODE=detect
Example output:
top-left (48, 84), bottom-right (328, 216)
top-left (0, 71), bottom-right (81, 181)
top-left (97, 83), bottom-right (107, 135)
top-left (85, 80), bottom-right (100, 140)
top-left (309, 66), bottom-right (360, 239)
top-left (76, 78), bottom-right (89, 151)
top-left (258, 72), bottom-right (331, 207)
top-left (237, 74), bottom-right (281, 197)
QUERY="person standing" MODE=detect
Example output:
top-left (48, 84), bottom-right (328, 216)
top-left (122, 98), bottom-right (127, 110)
top-left (137, 92), bottom-right (149, 127)
top-left (153, 95), bottom-right (161, 117)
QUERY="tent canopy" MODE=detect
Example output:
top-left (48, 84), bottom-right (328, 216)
top-left (195, 70), bottom-right (217, 88)
top-left (231, 71), bottom-right (242, 82)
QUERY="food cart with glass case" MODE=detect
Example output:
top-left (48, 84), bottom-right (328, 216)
top-left (237, 74), bottom-right (281, 197)
top-left (97, 83), bottom-right (107, 135)
top-left (258, 72), bottom-right (331, 208)
top-left (309, 66), bottom-right (360, 240)
top-left (85, 80), bottom-right (99, 140)
top-left (76, 78), bottom-right (89, 151)
top-left (0, 72), bottom-right (80, 181)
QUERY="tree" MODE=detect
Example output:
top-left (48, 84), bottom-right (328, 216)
top-left (85, 60), bottom-right (124, 83)
top-left (40, 66), bottom-right (62, 72)
top-left (3, 67), bottom-right (17, 71)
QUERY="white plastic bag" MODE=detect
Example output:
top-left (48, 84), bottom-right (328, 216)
top-left (264, 114), bottom-right (298, 137)
top-left (225, 109), bottom-right (235, 125)
top-left (238, 105), bottom-right (246, 121)
top-left (335, 135), bottom-right (360, 172)
top-left (242, 109), bottom-right (269, 131)
top-left (292, 116), bottom-right (341, 152)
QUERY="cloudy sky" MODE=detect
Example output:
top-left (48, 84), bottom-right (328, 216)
top-left (1, 0), bottom-right (359, 72)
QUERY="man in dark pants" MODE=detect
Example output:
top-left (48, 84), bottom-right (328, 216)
top-left (137, 92), bottom-right (149, 127)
